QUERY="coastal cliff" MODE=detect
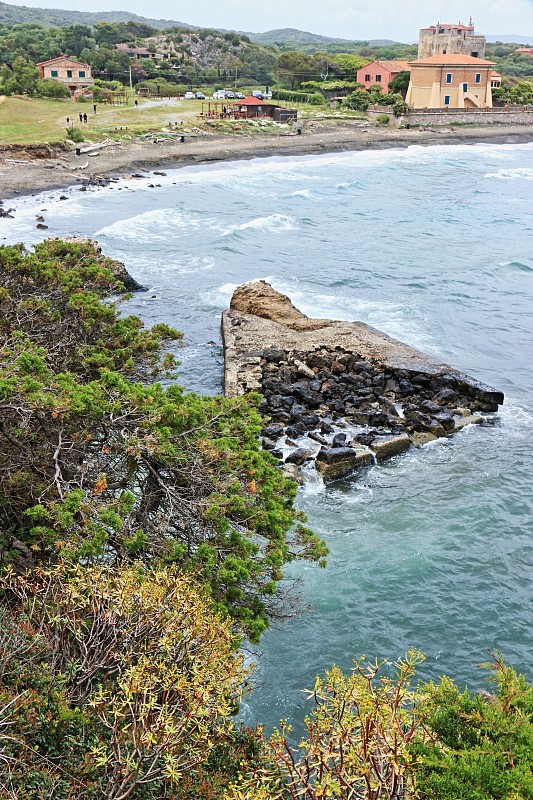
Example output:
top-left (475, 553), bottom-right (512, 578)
top-left (222, 280), bottom-right (504, 481)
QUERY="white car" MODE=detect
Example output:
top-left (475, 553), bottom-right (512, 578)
top-left (212, 90), bottom-right (226, 99)
top-left (184, 91), bottom-right (195, 100)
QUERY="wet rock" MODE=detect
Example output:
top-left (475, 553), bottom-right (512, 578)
top-left (308, 431), bottom-right (328, 445)
top-left (410, 431), bottom-right (438, 447)
top-left (434, 387), bottom-right (456, 403)
top-left (316, 445), bottom-right (374, 481)
top-left (36, 223), bottom-right (48, 229)
top-left (283, 463), bottom-right (305, 483)
top-left (453, 414), bottom-right (483, 430)
top-left (285, 448), bottom-right (313, 466)
top-left (332, 432), bottom-right (347, 447)
top-left (370, 434), bottom-right (411, 462)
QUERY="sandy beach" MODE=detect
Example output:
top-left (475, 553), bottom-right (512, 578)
top-left (1, 120), bottom-right (533, 201)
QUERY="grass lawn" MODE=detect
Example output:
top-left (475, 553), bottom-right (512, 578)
top-left (0, 94), bottom-right (201, 145)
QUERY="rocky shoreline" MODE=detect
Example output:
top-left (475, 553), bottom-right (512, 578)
top-left (222, 281), bottom-right (504, 482)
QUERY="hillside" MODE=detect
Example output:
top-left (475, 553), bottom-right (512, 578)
top-left (486, 34), bottom-right (533, 44)
top-left (248, 27), bottom-right (399, 50)
top-left (0, 1), bottom-right (191, 28)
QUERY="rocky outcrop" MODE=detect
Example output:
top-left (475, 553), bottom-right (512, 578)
top-left (58, 237), bottom-right (144, 291)
top-left (222, 281), bottom-right (504, 482)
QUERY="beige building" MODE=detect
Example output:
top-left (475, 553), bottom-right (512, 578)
top-left (37, 56), bottom-right (93, 95)
top-left (405, 54), bottom-right (495, 108)
top-left (418, 22), bottom-right (486, 59)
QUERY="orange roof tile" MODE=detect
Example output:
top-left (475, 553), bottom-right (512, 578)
top-left (409, 54), bottom-right (495, 66)
top-left (377, 60), bottom-right (410, 72)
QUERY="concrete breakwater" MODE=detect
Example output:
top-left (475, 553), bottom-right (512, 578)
top-left (222, 281), bottom-right (504, 482)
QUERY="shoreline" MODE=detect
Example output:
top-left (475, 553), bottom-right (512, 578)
top-left (1, 120), bottom-right (533, 201)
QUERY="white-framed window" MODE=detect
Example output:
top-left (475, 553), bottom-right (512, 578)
top-left (475, 73), bottom-right (481, 83)
top-left (446, 73), bottom-right (452, 84)
top-left (463, 83), bottom-right (468, 92)
top-left (444, 95), bottom-right (451, 105)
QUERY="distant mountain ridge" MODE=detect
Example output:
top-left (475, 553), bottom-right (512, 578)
top-left (0, 1), bottom-right (191, 28)
top-left (0, 2), bottom-right (531, 48)
top-left (247, 27), bottom-right (398, 47)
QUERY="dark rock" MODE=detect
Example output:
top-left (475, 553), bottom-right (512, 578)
top-left (36, 223), bottom-right (48, 229)
top-left (264, 348), bottom-right (286, 364)
top-left (399, 379), bottom-right (414, 394)
top-left (434, 412), bottom-right (455, 432)
top-left (285, 424), bottom-right (305, 438)
top-left (421, 400), bottom-right (441, 414)
top-left (299, 413), bottom-right (321, 429)
top-left (261, 437), bottom-right (277, 451)
top-left (308, 431), bottom-right (328, 445)
top-left (262, 424), bottom-right (285, 438)
top-left (434, 388), bottom-right (456, 403)
top-left (332, 432), bottom-right (347, 447)
top-left (316, 446), bottom-right (358, 464)
top-left (285, 448), bottom-right (313, 465)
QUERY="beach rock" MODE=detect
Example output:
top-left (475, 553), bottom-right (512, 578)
top-left (316, 445), bottom-right (374, 481)
top-left (410, 431), bottom-right (438, 447)
top-left (370, 434), bottom-right (411, 461)
top-left (453, 414), bottom-right (483, 430)
top-left (285, 448), bottom-right (313, 466)
top-left (282, 464), bottom-right (305, 484)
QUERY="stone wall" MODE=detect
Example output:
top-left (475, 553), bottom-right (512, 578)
top-left (398, 110), bottom-right (533, 126)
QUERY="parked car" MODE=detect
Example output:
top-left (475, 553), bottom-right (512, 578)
top-left (195, 91), bottom-right (206, 99)
top-left (235, 92), bottom-right (245, 99)
top-left (251, 90), bottom-right (264, 100)
top-left (184, 91), bottom-right (195, 100)
top-left (212, 90), bottom-right (225, 99)
top-left (225, 91), bottom-right (235, 99)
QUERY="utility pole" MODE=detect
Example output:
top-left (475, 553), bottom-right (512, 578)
top-left (129, 63), bottom-right (133, 92)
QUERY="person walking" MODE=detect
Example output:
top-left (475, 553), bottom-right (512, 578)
top-left (83, 112), bottom-right (88, 124)
top-left (93, 104), bottom-right (97, 113)
top-left (79, 112), bottom-right (83, 123)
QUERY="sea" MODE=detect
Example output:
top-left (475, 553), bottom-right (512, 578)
top-left (2, 140), bottom-right (533, 734)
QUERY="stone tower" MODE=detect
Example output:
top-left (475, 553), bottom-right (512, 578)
top-left (418, 21), bottom-right (486, 59)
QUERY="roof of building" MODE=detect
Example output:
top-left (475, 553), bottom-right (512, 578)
top-left (421, 23), bottom-right (474, 31)
top-left (37, 55), bottom-right (90, 68)
top-left (409, 54), bottom-right (495, 66)
top-left (232, 96), bottom-right (278, 106)
top-left (516, 47), bottom-right (533, 54)
top-left (116, 43), bottom-right (152, 55)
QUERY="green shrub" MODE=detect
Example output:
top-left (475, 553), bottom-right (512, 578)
top-left (66, 125), bottom-right (85, 142)
top-left (376, 113), bottom-right (390, 125)
top-left (271, 88), bottom-right (324, 105)
top-left (35, 78), bottom-right (70, 98)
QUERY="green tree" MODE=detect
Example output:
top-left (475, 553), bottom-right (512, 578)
top-left (276, 50), bottom-right (316, 88)
top-left (0, 55), bottom-right (39, 95)
top-left (0, 239), bottom-right (327, 641)
top-left (389, 69), bottom-right (410, 98)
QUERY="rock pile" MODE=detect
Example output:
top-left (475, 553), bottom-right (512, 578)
top-left (222, 281), bottom-right (504, 482)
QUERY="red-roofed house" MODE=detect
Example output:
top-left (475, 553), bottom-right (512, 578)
top-left (231, 96), bottom-right (296, 121)
top-left (405, 54), bottom-right (496, 108)
top-left (418, 22), bottom-right (486, 59)
top-left (516, 47), bottom-right (533, 57)
top-left (356, 60), bottom-right (410, 93)
top-left (37, 56), bottom-right (93, 95)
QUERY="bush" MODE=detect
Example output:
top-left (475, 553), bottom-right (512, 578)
top-left (271, 88), bottom-right (324, 105)
top-left (343, 89), bottom-right (370, 111)
top-left (35, 78), bottom-right (70, 98)
top-left (66, 125), bottom-right (85, 142)
top-left (376, 113), bottom-right (390, 125)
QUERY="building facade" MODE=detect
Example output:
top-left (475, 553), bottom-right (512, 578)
top-left (418, 22), bottom-right (486, 59)
top-left (37, 56), bottom-right (93, 94)
top-left (405, 54), bottom-right (495, 108)
top-left (355, 60), bottom-right (410, 93)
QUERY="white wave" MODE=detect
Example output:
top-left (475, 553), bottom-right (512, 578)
top-left (484, 167), bottom-right (533, 181)
top-left (221, 213), bottom-right (297, 236)
top-left (95, 207), bottom-right (217, 241)
top-left (291, 188), bottom-right (318, 198)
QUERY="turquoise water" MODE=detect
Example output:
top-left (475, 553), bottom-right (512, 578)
top-left (2, 141), bottom-right (533, 733)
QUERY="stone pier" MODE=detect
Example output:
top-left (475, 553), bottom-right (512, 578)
top-left (222, 281), bottom-right (504, 482)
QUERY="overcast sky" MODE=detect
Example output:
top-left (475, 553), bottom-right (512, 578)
top-left (12, 0), bottom-right (533, 40)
